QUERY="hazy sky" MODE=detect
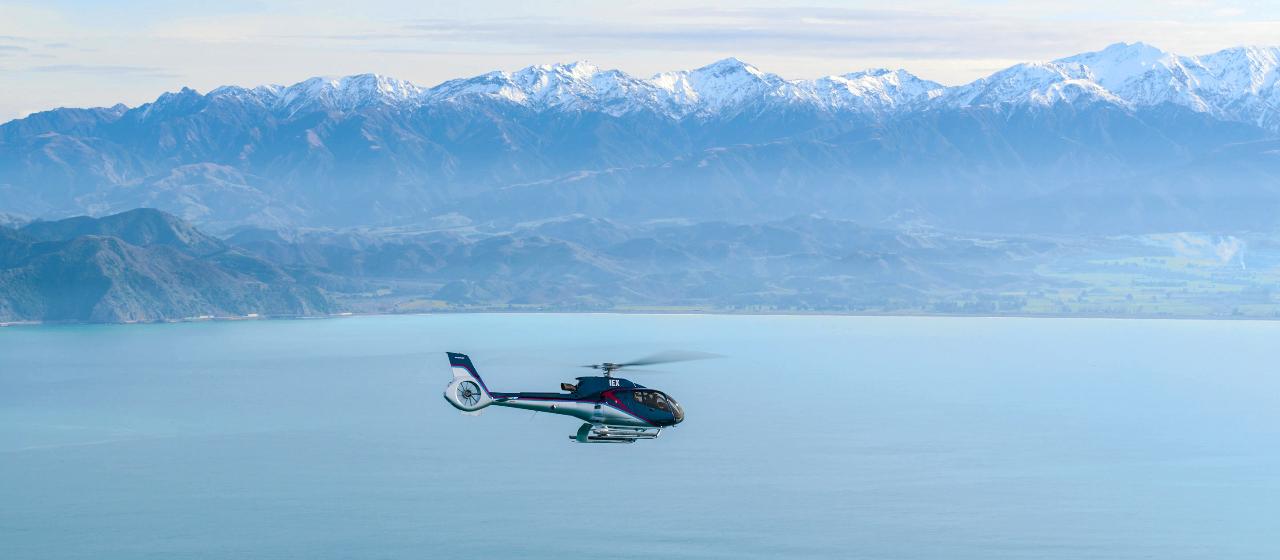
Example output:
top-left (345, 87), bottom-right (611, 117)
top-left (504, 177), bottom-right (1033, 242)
top-left (1, 0), bottom-right (1277, 120)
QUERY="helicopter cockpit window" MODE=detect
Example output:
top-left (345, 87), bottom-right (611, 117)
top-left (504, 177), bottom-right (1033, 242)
top-left (633, 390), bottom-right (673, 412)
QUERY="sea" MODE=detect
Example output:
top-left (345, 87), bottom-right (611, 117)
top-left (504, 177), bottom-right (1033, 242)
top-left (2, 314), bottom-right (1277, 559)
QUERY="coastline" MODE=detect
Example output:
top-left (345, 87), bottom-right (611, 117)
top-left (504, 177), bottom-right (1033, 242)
top-left (5, 306), bottom-right (1279, 328)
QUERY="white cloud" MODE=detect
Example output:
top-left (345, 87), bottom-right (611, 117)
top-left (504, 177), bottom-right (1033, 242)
top-left (27, 64), bottom-right (179, 78)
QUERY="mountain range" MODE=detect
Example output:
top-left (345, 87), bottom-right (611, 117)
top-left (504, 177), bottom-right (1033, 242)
top-left (3, 42), bottom-right (1280, 234)
top-left (0, 208), bottom-right (1042, 322)
top-left (5, 206), bottom-right (1275, 323)
top-left (0, 209), bottom-right (329, 322)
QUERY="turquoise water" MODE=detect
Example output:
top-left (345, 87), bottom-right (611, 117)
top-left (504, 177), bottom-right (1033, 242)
top-left (2, 314), bottom-right (1278, 559)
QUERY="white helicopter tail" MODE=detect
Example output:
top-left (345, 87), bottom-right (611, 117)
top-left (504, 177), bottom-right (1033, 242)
top-left (443, 352), bottom-right (495, 413)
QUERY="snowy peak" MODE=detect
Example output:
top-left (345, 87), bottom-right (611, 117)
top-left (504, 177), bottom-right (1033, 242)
top-left (507, 61), bottom-right (655, 112)
top-left (1056, 42), bottom-right (1204, 109)
top-left (1058, 41), bottom-right (1178, 86)
top-left (809, 68), bottom-right (942, 114)
top-left (135, 87), bottom-right (210, 121)
top-left (507, 61), bottom-right (605, 102)
top-left (206, 84), bottom-right (284, 109)
top-left (842, 67), bottom-right (939, 90)
top-left (688, 57), bottom-right (772, 82)
top-left (427, 70), bottom-right (523, 103)
top-left (647, 58), bottom-right (807, 114)
top-left (1194, 45), bottom-right (1280, 95)
top-left (427, 61), bottom-right (661, 115)
top-left (943, 61), bottom-right (1121, 107)
top-left (189, 74), bottom-right (426, 116)
top-left (519, 60), bottom-right (601, 81)
top-left (1048, 42), bottom-right (1280, 125)
top-left (275, 74), bottom-right (426, 115)
top-left (1189, 45), bottom-right (1280, 128)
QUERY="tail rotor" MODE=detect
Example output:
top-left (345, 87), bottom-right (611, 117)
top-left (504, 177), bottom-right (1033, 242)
top-left (443, 352), bottom-right (494, 412)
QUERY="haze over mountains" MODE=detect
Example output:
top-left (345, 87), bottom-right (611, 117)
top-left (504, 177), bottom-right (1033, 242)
top-left (0, 208), bottom-right (1044, 322)
top-left (0, 209), bottom-right (328, 322)
top-left (4, 42), bottom-right (1280, 322)
top-left (3, 42), bottom-right (1279, 234)
top-left (7, 207), bottom-right (1271, 323)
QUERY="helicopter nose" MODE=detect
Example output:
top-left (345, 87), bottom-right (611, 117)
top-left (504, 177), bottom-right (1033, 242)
top-left (669, 404), bottom-right (684, 426)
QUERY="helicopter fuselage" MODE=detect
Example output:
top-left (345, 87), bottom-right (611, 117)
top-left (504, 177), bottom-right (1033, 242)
top-left (489, 375), bottom-right (684, 428)
top-left (443, 353), bottom-right (686, 441)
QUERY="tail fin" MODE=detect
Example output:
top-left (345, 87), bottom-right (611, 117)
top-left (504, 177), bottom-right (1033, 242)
top-left (443, 352), bottom-right (494, 412)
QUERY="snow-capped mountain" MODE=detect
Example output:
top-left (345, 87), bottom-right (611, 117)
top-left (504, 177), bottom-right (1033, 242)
top-left (931, 41), bottom-right (1280, 120)
top-left (5, 42), bottom-right (1280, 234)
top-left (426, 61), bottom-right (667, 115)
top-left (1056, 42), bottom-right (1204, 109)
top-left (648, 58), bottom-right (807, 115)
top-left (807, 68), bottom-right (942, 115)
top-left (128, 58), bottom-right (943, 120)
top-left (1051, 42), bottom-right (1280, 127)
top-left (274, 74), bottom-right (427, 116)
top-left (103, 42), bottom-right (1280, 126)
top-left (938, 61), bottom-right (1123, 107)
top-left (123, 42), bottom-right (1280, 127)
top-left (422, 57), bottom-right (935, 117)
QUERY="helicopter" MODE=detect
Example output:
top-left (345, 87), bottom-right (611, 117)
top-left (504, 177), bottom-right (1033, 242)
top-left (442, 351), bottom-right (712, 443)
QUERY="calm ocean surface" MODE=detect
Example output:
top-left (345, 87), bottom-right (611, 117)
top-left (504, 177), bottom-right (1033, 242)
top-left (2, 314), bottom-right (1278, 559)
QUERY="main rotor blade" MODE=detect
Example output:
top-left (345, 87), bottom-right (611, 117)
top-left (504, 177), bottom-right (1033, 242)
top-left (617, 350), bottom-right (722, 368)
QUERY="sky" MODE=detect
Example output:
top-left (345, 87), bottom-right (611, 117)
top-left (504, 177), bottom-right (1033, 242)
top-left (1, 0), bottom-right (1278, 121)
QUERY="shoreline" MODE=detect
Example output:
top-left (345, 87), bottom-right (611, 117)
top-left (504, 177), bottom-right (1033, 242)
top-left (4, 306), bottom-right (1279, 328)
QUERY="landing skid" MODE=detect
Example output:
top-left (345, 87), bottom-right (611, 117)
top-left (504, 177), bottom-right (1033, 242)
top-left (572, 423), bottom-right (662, 444)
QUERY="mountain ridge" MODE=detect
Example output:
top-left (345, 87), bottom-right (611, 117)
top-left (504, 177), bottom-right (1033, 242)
top-left (10, 42), bottom-right (1277, 126)
top-left (0, 209), bottom-right (331, 322)
top-left (3, 41), bottom-right (1280, 233)
top-left (3, 208), bottom-right (1277, 323)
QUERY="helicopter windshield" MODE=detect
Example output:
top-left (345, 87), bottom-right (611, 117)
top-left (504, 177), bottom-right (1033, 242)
top-left (632, 390), bottom-right (683, 422)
